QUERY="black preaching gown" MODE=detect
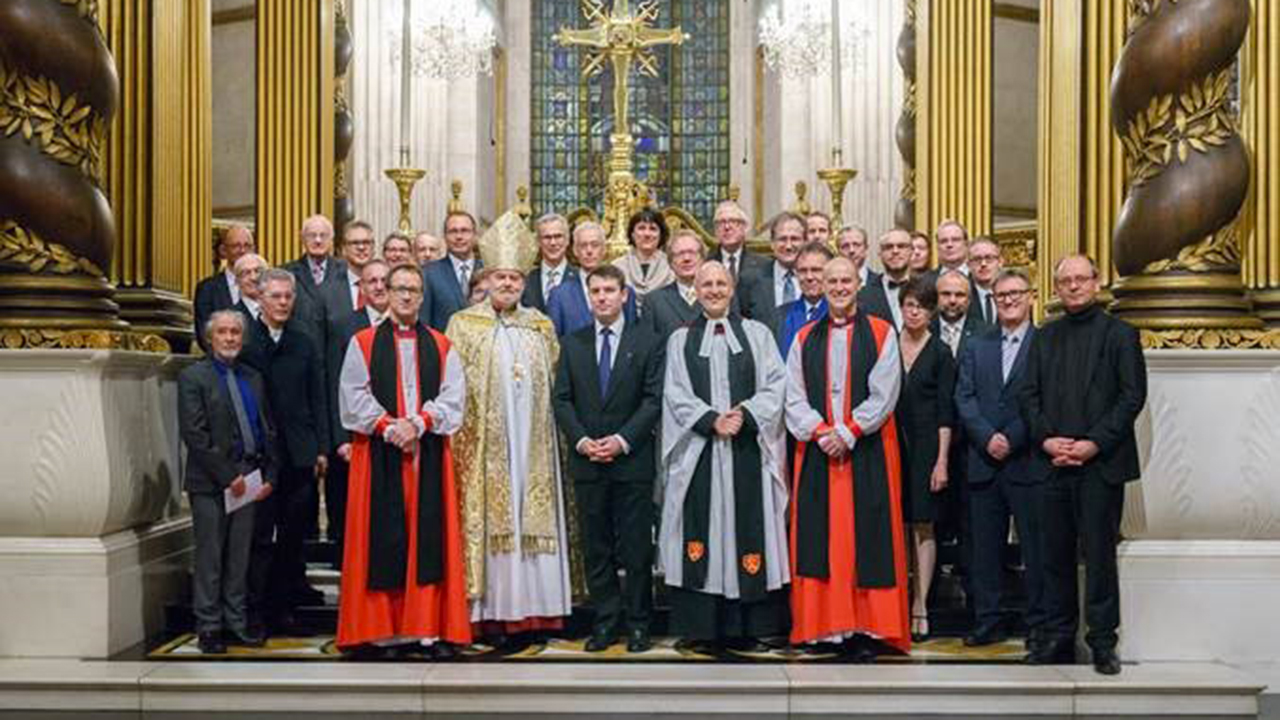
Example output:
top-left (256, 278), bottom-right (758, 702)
top-left (895, 334), bottom-right (956, 523)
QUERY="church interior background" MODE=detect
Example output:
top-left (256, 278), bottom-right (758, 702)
top-left (3, 0), bottom-right (1280, 717)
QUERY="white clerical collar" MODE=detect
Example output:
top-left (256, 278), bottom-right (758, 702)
top-left (594, 315), bottom-right (624, 338)
top-left (699, 316), bottom-right (742, 357)
top-left (393, 320), bottom-right (415, 333)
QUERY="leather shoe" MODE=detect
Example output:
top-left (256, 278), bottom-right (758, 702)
top-left (293, 584), bottom-right (326, 606)
top-left (584, 629), bottom-right (616, 652)
top-left (225, 628), bottom-right (266, 648)
top-left (843, 635), bottom-right (879, 663)
top-left (1093, 649), bottom-right (1122, 676)
top-left (197, 631), bottom-right (227, 655)
top-left (1026, 640), bottom-right (1075, 665)
top-left (626, 628), bottom-right (652, 653)
top-left (431, 642), bottom-right (458, 661)
top-left (963, 625), bottom-right (1008, 647)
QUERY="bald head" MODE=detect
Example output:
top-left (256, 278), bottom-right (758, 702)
top-left (823, 256), bottom-right (860, 318)
top-left (694, 260), bottom-right (734, 319)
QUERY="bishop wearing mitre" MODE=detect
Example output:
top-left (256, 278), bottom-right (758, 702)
top-left (446, 211), bottom-right (573, 645)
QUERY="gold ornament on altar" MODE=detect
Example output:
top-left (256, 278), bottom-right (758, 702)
top-left (478, 210), bottom-right (539, 273)
top-left (554, 0), bottom-right (688, 257)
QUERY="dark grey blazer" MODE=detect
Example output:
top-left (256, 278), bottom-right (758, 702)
top-left (178, 358), bottom-right (277, 494)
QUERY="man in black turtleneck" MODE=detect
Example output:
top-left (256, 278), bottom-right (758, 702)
top-left (1019, 255), bottom-right (1146, 675)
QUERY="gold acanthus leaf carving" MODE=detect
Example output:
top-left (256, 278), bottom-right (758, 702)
top-left (1143, 222), bottom-right (1241, 274)
top-left (0, 329), bottom-right (169, 353)
top-left (1141, 328), bottom-right (1280, 351)
top-left (1127, 0), bottom-right (1179, 33)
top-left (0, 220), bottom-right (105, 277)
top-left (0, 59), bottom-right (107, 184)
top-left (1121, 68), bottom-right (1234, 189)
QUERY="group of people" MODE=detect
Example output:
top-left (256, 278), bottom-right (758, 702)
top-left (178, 199), bottom-right (1146, 675)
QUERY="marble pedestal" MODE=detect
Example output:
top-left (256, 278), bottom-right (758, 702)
top-left (0, 350), bottom-right (190, 658)
top-left (1118, 351), bottom-right (1280, 664)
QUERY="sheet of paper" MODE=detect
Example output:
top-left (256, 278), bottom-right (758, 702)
top-left (223, 468), bottom-right (263, 514)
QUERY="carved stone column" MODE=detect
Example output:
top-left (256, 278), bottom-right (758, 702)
top-left (0, 0), bottom-right (128, 345)
top-left (1110, 0), bottom-right (1276, 347)
top-left (333, 0), bottom-right (354, 232)
top-left (894, 0), bottom-right (917, 231)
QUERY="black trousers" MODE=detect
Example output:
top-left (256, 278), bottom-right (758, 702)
top-left (968, 475), bottom-right (1045, 635)
top-left (325, 452), bottom-right (349, 567)
top-left (1040, 468), bottom-right (1124, 652)
top-left (574, 480), bottom-right (654, 634)
top-left (248, 465), bottom-right (317, 624)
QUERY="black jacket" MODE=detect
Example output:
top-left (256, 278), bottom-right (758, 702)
top-left (324, 309), bottom-right (373, 451)
top-left (192, 271), bottom-right (235, 353)
top-left (552, 319), bottom-right (665, 483)
top-left (239, 320), bottom-right (329, 469)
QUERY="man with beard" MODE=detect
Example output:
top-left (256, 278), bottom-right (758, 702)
top-left (857, 229), bottom-right (912, 330)
top-left (447, 212), bottom-right (573, 645)
top-left (785, 257), bottom-right (909, 661)
top-left (659, 261), bottom-right (790, 653)
top-left (335, 263), bottom-right (470, 658)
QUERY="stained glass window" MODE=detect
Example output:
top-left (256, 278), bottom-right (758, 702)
top-left (531, 0), bottom-right (730, 230)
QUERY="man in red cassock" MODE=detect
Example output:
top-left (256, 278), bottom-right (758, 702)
top-left (784, 256), bottom-right (910, 661)
top-left (335, 263), bottom-right (470, 658)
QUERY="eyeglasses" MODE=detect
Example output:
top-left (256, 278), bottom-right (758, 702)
top-left (970, 254), bottom-right (1001, 264)
top-left (345, 240), bottom-right (373, 248)
top-left (714, 218), bottom-right (746, 226)
top-left (1056, 274), bottom-right (1096, 287)
top-left (994, 288), bottom-right (1031, 302)
top-left (389, 285), bottom-right (422, 296)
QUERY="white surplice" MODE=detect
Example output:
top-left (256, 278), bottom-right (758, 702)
top-left (469, 321), bottom-right (572, 623)
top-left (658, 317), bottom-right (791, 598)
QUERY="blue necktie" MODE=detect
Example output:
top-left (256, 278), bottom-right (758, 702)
top-left (806, 304), bottom-right (819, 322)
top-left (598, 327), bottom-right (613, 398)
top-left (782, 270), bottom-right (797, 304)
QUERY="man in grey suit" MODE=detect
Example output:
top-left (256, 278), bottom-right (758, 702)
top-left (645, 229), bottom-right (710, 337)
top-left (179, 310), bottom-right (277, 654)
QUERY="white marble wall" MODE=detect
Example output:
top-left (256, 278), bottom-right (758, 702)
top-left (349, 3), bottom-right (495, 237)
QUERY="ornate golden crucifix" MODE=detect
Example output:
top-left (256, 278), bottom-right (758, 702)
top-left (554, 0), bottom-right (688, 254)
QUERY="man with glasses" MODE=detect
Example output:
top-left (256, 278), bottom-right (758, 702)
top-left (522, 213), bottom-right (576, 313)
top-left (708, 200), bottom-right (768, 285)
top-left (1019, 255), bottom-right (1146, 675)
top-left (423, 211), bottom-right (484, 331)
top-left (334, 263), bottom-right (470, 658)
top-left (955, 269), bottom-right (1041, 651)
top-left (738, 212), bottom-right (807, 334)
top-left (546, 220), bottom-right (637, 336)
top-left (858, 228), bottom-right (913, 330)
top-left (195, 225), bottom-right (256, 353)
top-left (836, 226), bottom-right (880, 290)
top-left (967, 238), bottom-right (1004, 324)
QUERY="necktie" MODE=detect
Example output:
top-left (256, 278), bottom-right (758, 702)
top-left (598, 327), bottom-right (613, 398)
top-left (1002, 333), bottom-right (1020, 383)
top-left (223, 367), bottom-right (257, 457)
top-left (943, 324), bottom-right (961, 357)
top-left (311, 261), bottom-right (324, 286)
top-left (458, 262), bottom-right (471, 292)
top-left (806, 304), bottom-right (819, 322)
top-left (887, 279), bottom-right (906, 290)
top-left (547, 268), bottom-right (560, 293)
top-left (782, 270), bottom-right (797, 304)
top-left (728, 254), bottom-right (738, 283)
top-left (984, 292), bottom-right (995, 323)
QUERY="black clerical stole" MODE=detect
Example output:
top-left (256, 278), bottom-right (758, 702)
top-left (366, 321), bottom-right (445, 590)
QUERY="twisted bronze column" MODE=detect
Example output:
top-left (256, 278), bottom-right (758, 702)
top-left (334, 0), bottom-right (354, 232)
top-left (1110, 0), bottom-right (1277, 346)
top-left (895, 0), bottom-right (917, 231)
top-left (0, 0), bottom-right (130, 346)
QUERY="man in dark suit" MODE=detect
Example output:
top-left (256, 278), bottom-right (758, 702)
top-left (522, 213), bottom-right (577, 312)
top-left (1020, 255), bottom-right (1146, 675)
top-left (422, 210), bottom-right (483, 330)
top-left (179, 310), bottom-right (276, 653)
top-left (322, 259), bottom-right (391, 570)
top-left (194, 225), bottom-right (255, 353)
top-left (547, 220), bottom-right (636, 336)
top-left (281, 214), bottom-right (345, 353)
top-left (317, 220), bottom-right (375, 336)
top-left (933, 269), bottom-right (991, 360)
top-left (552, 264), bottom-right (664, 654)
top-left (955, 269), bottom-right (1041, 650)
top-left (836, 225), bottom-right (882, 291)
top-left (921, 219), bottom-right (981, 301)
top-left (239, 269), bottom-right (329, 635)
top-left (858, 227), bottom-right (912, 330)
top-left (967, 237), bottom-right (1003, 325)
top-left (707, 200), bottom-right (769, 285)
top-left (737, 211), bottom-right (806, 334)
top-left (646, 229), bottom-right (719, 337)
top-left (775, 241), bottom-right (832, 356)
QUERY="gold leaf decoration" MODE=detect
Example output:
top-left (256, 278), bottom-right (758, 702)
top-left (1141, 328), bottom-right (1280, 351)
top-left (1128, 0), bottom-right (1180, 34)
top-left (1143, 222), bottom-right (1241, 274)
top-left (1120, 67), bottom-right (1235, 188)
top-left (0, 219), bottom-right (105, 278)
top-left (0, 58), bottom-right (106, 184)
top-left (0, 328), bottom-right (169, 353)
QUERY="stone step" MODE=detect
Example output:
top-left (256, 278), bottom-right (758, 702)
top-left (0, 659), bottom-right (1262, 718)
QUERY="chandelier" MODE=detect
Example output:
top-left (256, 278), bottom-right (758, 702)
top-left (390, 0), bottom-right (497, 81)
top-left (758, 0), bottom-right (870, 79)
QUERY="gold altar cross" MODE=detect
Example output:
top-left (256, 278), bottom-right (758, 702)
top-left (553, 0), bottom-right (688, 151)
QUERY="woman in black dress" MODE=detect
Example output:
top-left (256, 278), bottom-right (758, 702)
top-left (894, 276), bottom-right (955, 641)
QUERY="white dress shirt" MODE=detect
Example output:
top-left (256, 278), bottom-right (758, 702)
top-left (224, 269), bottom-right (241, 305)
top-left (346, 268), bottom-right (361, 308)
top-left (576, 315), bottom-right (630, 455)
top-left (773, 262), bottom-right (796, 307)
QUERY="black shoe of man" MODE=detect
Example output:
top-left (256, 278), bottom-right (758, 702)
top-left (1093, 648), bottom-right (1122, 676)
top-left (626, 628), bottom-right (652, 653)
top-left (197, 631), bottom-right (227, 655)
top-left (584, 628), bottom-right (617, 653)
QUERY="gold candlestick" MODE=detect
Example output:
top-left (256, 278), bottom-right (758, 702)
top-left (384, 167), bottom-right (426, 234)
top-left (817, 149), bottom-right (858, 227)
